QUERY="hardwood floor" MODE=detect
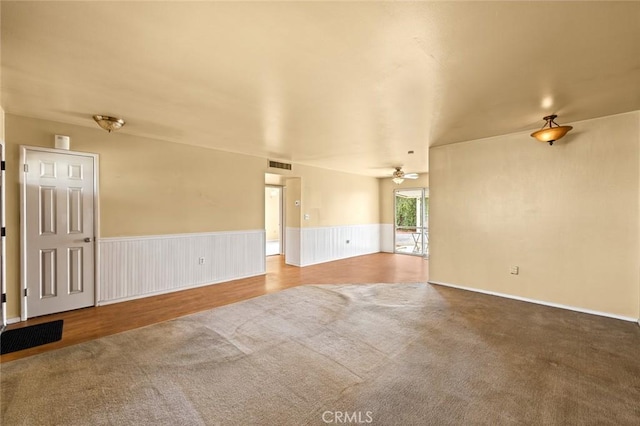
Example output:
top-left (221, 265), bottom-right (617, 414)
top-left (1, 253), bottom-right (428, 363)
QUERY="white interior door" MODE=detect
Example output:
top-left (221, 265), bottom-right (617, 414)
top-left (22, 148), bottom-right (96, 318)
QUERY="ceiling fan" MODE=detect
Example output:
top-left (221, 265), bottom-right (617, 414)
top-left (392, 167), bottom-right (418, 184)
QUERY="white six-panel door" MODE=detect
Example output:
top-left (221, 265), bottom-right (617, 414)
top-left (23, 148), bottom-right (96, 318)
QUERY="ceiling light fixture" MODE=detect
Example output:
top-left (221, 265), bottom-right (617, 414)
top-left (530, 114), bottom-right (572, 146)
top-left (93, 115), bottom-right (126, 133)
top-left (392, 167), bottom-right (405, 185)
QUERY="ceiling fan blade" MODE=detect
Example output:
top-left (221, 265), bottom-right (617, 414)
top-left (404, 173), bottom-right (419, 179)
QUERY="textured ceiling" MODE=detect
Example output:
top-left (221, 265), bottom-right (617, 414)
top-left (2, 1), bottom-right (639, 177)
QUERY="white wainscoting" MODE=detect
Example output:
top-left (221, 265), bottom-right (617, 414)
top-left (285, 227), bottom-right (301, 266)
top-left (297, 224), bottom-right (381, 267)
top-left (98, 230), bottom-right (265, 304)
top-left (380, 223), bottom-right (394, 253)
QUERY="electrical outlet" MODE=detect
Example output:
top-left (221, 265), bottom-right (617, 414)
top-left (510, 266), bottom-right (519, 275)
top-left (199, 257), bottom-right (205, 265)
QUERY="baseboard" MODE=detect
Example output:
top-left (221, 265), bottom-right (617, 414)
top-left (6, 317), bottom-right (21, 325)
top-left (428, 280), bottom-right (637, 323)
top-left (98, 271), bottom-right (265, 306)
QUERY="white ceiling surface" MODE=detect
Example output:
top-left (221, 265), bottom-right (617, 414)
top-left (2, 2), bottom-right (639, 177)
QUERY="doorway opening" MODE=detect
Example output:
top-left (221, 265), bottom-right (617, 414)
top-left (265, 185), bottom-right (284, 256)
top-left (394, 188), bottom-right (428, 257)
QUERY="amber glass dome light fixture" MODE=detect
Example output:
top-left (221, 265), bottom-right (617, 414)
top-left (93, 115), bottom-right (126, 133)
top-left (530, 114), bottom-right (572, 146)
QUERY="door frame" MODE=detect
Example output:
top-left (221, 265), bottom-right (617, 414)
top-left (393, 187), bottom-right (428, 258)
top-left (19, 146), bottom-right (100, 321)
top-left (265, 184), bottom-right (285, 256)
top-left (1, 141), bottom-right (6, 331)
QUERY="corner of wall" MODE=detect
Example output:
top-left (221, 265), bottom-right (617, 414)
top-left (430, 112), bottom-right (640, 320)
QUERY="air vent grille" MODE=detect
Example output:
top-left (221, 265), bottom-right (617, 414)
top-left (268, 160), bottom-right (292, 170)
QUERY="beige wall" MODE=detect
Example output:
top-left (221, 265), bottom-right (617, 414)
top-left (280, 166), bottom-right (380, 229)
top-left (4, 115), bottom-right (383, 318)
top-left (271, 166), bottom-right (380, 229)
top-left (265, 173), bottom-right (286, 186)
top-left (429, 112), bottom-right (640, 319)
top-left (379, 174), bottom-right (429, 225)
top-left (4, 114), bottom-right (266, 317)
top-left (7, 115), bottom-right (267, 236)
top-left (295, 164), bottom-right (379, 228)
top-left (285, 177), bottom-right (302, 229)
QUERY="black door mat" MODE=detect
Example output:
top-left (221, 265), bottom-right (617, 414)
top-left (1, 320), bottom-right (64, 355)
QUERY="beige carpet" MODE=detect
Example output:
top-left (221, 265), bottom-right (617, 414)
top-left (2, 283), bottom-right (639, 425)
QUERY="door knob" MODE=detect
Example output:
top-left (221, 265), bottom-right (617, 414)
top-left (84, 237), bottom-right (92, 243)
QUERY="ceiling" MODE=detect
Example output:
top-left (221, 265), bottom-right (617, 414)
top-left (2, 1), bottom-right (639, 177)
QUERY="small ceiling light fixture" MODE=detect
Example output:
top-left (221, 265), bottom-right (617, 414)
top-left (530, 114), bottom-right (572, 146)
top-left (391, 166), bottom-right (419, 185)
top-left (93, 115), bottom-right (126, 133)
top-left (392, 167), bottom-right (405, 185)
